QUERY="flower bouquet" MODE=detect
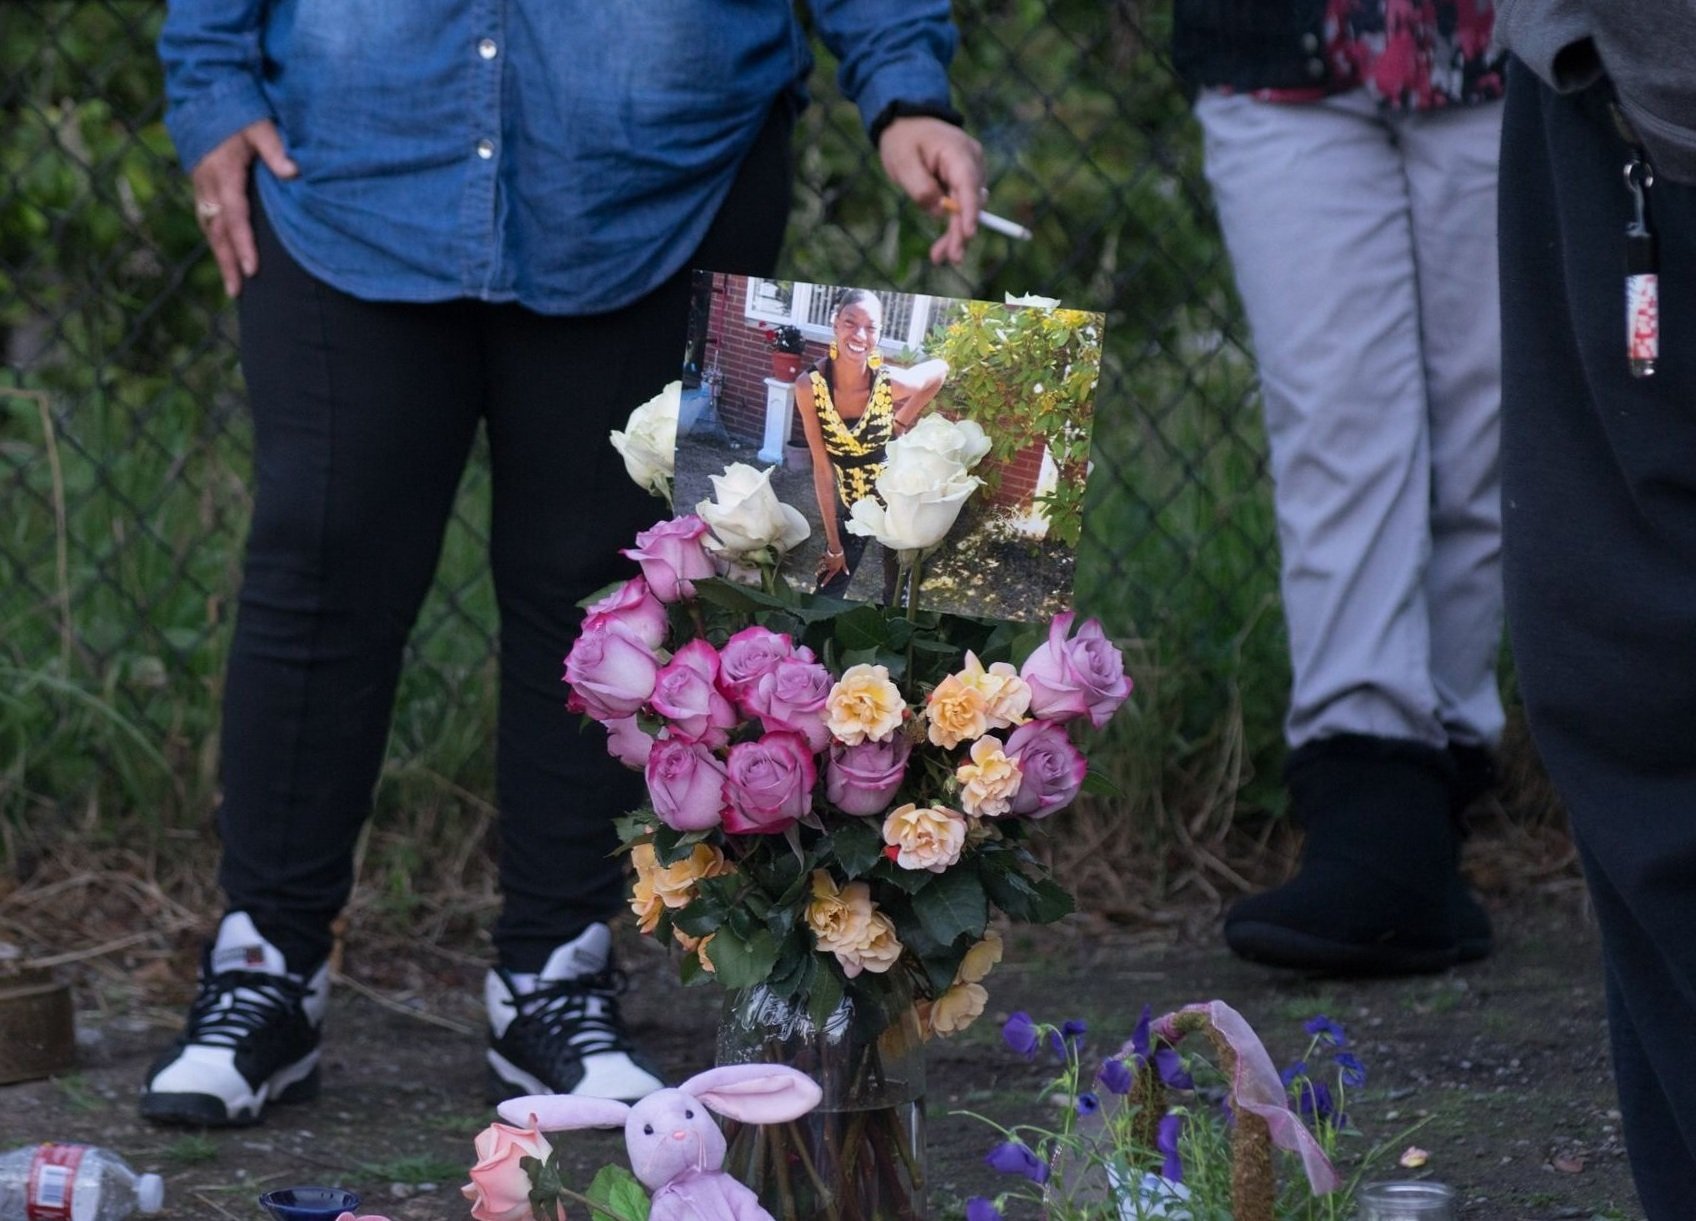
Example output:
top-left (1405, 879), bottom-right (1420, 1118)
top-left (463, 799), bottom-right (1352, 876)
top-left (967, 1004), bottom-right (1434, 1221)
top-left (559, 385), bottom-right (1134, 1220)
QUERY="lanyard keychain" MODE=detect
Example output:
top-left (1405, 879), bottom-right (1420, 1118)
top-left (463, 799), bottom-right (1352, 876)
top-left (1624, 155), bottom-right (1658, 378)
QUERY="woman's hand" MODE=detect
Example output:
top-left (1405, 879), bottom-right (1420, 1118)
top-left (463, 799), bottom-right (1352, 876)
top-left (816, 547), bottom-right (848, 586)
top-left (877, 117), bottom-right (985, 266)
top-left (191, 119), bottom-right (298, 297)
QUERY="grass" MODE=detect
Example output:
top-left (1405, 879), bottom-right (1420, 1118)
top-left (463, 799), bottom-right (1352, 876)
top-left (357, 1153), bottom-right (467, 1185)
top-left (160, 1134), bottom-right (220, 1167)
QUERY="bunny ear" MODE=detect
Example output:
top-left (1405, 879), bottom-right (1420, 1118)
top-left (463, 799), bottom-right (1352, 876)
top-left (497, 1094), bottom-right (631, 1131)
top-left (678, 1064), bottom-right (823, 1124)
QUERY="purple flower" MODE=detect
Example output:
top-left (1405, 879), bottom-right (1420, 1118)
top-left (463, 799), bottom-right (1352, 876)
top-left (1294, 1078), bottom-right (1336, 1125)
top-left (1048, 1017), bottom-right (1088, 1058)
top-left (985, 1141), bottom-right (1050, 1184)
top-left (1076, 1092), bottom-right (1099, 1116)
top-left (1002, 1011), bottom-right (1039, 1058)
top-left (965, 1199), bottom-right (1003, 1221)
top-left (1304, 1014), bottom-right (1347, 1046)
top-left (1280, 1059), bottom-right (1307, 1089)
top-left (1097, 1056), bottom-right (1132, 1095)
top-left (1130, 1005), bottom-right (1193, 1089)
top-left (1156, 1113), bottom-right (1185, 1183)
top-left (1334, 1051), bottom-right (1366, 1088)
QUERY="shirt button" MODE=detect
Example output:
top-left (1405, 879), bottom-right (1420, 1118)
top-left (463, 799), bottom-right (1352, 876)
top-left (478, 38), bottom-right (498, 59)
top-left (1305, 57), bottom-right (1326, 78)
top-left (476, 138), bottom-right (495, 159)
top-left (1301, 32), bottom-right (1320, 51)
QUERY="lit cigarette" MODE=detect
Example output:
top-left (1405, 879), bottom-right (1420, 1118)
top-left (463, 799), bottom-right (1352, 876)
top-left (941, 196), bottom-right (1033, 241)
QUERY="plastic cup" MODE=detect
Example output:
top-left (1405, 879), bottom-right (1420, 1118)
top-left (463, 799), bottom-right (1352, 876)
top-left (257, 1186), bottom-right (361, 1221)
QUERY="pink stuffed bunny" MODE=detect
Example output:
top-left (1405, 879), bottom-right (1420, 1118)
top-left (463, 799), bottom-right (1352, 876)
top-left (497, 1063), bottom-right (823, 1221)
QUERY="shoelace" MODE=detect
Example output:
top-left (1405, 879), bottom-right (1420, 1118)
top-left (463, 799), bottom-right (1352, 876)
top-left (184, 969), bottom-right (309, 1048)
top-left (511, 968), bottom-right (633, 1058)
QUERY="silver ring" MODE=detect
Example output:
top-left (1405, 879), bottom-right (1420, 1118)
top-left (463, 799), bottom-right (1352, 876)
top-left (195, 198), bottom-right (222, 220)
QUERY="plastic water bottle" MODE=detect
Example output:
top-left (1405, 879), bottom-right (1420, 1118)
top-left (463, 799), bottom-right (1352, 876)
top-left (0, 1144), bottom-right (164, 1221)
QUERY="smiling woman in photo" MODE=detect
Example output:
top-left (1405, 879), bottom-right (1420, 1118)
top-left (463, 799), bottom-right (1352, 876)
top-left (795, 289), bottom-right (950, 599)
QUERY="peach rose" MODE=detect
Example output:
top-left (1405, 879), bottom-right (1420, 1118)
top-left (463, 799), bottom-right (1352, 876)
top-left (957, 931), bottom-right (1003, 984)
top-left (882, 803), bottom-right (967, 873)
top-left (825, 664), bottom-right (907, 746)
top-left (462, 1121), bottom-right (555, 1221)
top-left (674, 927), bottom-right (717, 974)
top-left (957, 652), bottom-right (1032, 729)
top-left (806, 870), bottom-right (872, 954)
top-left (928, 981), bottom-right (989, 1035)
top-left (956, 736), bottom-right (1023, 818)
top-left (649, 842), bottom-right (733, 909)
top-left (629, 848), bottom-right (664, 935)
top-left (835, 908), bottom-right (903, 978)
top-left (925, 671), bottom-right (989, 749)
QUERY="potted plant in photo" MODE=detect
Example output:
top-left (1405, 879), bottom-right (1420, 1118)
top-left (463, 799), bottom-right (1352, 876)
top-left (764, 323), bottom-right (807, 381)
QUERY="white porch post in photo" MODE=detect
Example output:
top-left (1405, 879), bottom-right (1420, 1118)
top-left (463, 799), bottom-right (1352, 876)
top-left (758, 376), bottom-right (796, 465)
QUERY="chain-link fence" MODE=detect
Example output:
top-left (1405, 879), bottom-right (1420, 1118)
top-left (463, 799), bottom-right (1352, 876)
top-left (1, 1), bottom-right (1283, 838)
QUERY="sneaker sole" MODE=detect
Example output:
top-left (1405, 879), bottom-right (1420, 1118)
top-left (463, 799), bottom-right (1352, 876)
top-left (485, 1053), bottom-right (552, 1104)
top-left (140, 1065), bottom-right (320, 1128)
top-left (1225, 920), bottom-right (1461, 976)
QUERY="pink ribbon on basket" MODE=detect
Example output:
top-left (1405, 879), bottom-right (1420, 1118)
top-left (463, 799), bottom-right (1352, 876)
top-left (1151, 1001), bottom-right (1340, 1194)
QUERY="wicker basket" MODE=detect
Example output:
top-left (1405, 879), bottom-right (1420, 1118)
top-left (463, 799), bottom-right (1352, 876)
top-left (0, 968), bottom-right (75, 1084)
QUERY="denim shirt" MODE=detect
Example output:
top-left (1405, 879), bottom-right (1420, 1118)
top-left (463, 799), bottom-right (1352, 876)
top-left (159, 1), bottom-right (957, 314)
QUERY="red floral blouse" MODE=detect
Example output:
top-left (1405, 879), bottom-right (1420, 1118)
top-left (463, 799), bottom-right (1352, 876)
top-left (1257, 0), bottom-right (1503, 110)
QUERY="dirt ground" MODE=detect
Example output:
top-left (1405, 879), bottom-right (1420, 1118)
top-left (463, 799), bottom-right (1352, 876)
top-left (0, 882), bottom-right (1639, 1220)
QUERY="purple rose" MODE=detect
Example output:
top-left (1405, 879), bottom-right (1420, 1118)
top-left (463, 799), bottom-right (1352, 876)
top-left (722, 731), bottom-right (816, 834)
top-left (717, 625), bottom-right (795, 713)
top-left (749, 654), bottom-right (834, 751)
top-left (825, 735), bottom-right (912, 816)
top-left (603, 715), bottom-right (654, 770)
top-left (651, 639), bottom-right (739, 748)
top-left (620, 515), bottom-right (715, 603)
top-left (582, 576), bottom-right (669, 652)
top-left (1019, 612), bottom-right (1132, 728)
top-left (645, 737), bottom-right (726, 831)
top-left (1004, 720), bottom-right (1087, 819)
top-left (563, 622), bottom-right (659, 722)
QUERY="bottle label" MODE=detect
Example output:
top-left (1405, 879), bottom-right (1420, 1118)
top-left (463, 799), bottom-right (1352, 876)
top-left (27, 1145), bottom-right (86, 1221)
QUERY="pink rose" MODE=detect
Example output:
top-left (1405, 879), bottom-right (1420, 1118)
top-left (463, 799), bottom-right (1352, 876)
top-left (563, 622), bottom-right (659, 722)
top-left (620, 515), bottom-right (715, 603)
top-left (1005, 720), bottom-right (1087, 818)
top-left (583, 576), bottom-right (669, 651)
top-left (461, 1121), bottom-right (553, 1221)
top-left (646, 737), bottom-right (727, 831)
top-left (651, 639), bottom-right (739, 747)
top-left (1019, 612), bottom-right (1132, 728)
top-left (826, 735), bottom-right (912, 816)
top-left (748, 654), bottom-right (834, 751)
top-left (718, 625), bottom-right (795, 712)
top-left (604, 715), bottom-right (654, 770)
top-left (722, 731), bottom-right (816, 834)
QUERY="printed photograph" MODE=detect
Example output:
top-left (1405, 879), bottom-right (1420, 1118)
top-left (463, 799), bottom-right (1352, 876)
top-left (675, 272), bottom-right (1105, 623)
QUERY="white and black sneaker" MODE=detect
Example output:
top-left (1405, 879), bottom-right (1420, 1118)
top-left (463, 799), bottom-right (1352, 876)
top-left (485, 923), bottom-right (664, 1104)
top-left (139, 911), bottom-right (327, 1127)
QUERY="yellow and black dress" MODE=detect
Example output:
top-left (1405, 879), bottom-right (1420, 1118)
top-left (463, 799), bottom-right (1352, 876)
top-left (809, 361), bottom-right (897, 597)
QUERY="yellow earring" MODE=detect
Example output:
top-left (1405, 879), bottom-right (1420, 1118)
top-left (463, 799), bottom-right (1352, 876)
top-left (866, 351), bottom-right (882, 369)
top-left (829, 341), bottom-right (838, 360)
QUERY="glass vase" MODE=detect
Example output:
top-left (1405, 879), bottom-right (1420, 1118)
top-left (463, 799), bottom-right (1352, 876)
top-left (715, 974), bottom-right (927, 1221)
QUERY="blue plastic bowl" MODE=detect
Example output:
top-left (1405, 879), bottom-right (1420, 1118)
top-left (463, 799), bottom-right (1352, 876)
top-left (257, 1186), bottom-right (361, 1221)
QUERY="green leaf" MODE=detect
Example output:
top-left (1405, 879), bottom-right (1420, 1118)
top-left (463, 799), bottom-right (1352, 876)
top-left (911, 864), bottom-right (988, 946)
top-left (807, 959), bottom-right (845, 1028)
top-left (652, 824), bottom-right (712, 865)
top-left (1081, 767), bottom-right (1123, 797)
top-left (585, 1163), bottom-right (651, 1221)
top-left (830, 819), bottom-right (884, 877)
top-left (832, 604), bottom-right (890, 652)
top-left (705, 927), bottom-right (781, 990)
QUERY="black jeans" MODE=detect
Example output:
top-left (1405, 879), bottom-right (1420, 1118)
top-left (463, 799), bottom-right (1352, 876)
top-left (221, 104), bottom-right (792, 974)
top-left (1500, 59), bottom-right (1696, 1217)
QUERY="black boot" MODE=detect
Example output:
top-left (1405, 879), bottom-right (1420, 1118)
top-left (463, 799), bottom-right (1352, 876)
top-left (1447, 741), bottom-right (1497, 964)
top-left (1225, 734), bottom-right (1468, 975)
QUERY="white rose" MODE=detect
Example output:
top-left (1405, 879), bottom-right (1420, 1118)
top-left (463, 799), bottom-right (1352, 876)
top-left (891, 415), bottom-right (991, 472)
top-left (696, 462), bottom-right (811, 559)
top-left (610, 381), bottom-right (680, 500)
top-left (1005, 292), bottom-right (1061, 308)
top-left (845, 460), bottom-right (981, 553)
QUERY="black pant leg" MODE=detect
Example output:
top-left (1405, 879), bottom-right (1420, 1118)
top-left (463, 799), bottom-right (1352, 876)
top-left (219, 201), bottom-right (484, 971)
top-left (482, 99), bottom-right (793, 970)
top-left (1499, 58), bottom-right (1696, 1215)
